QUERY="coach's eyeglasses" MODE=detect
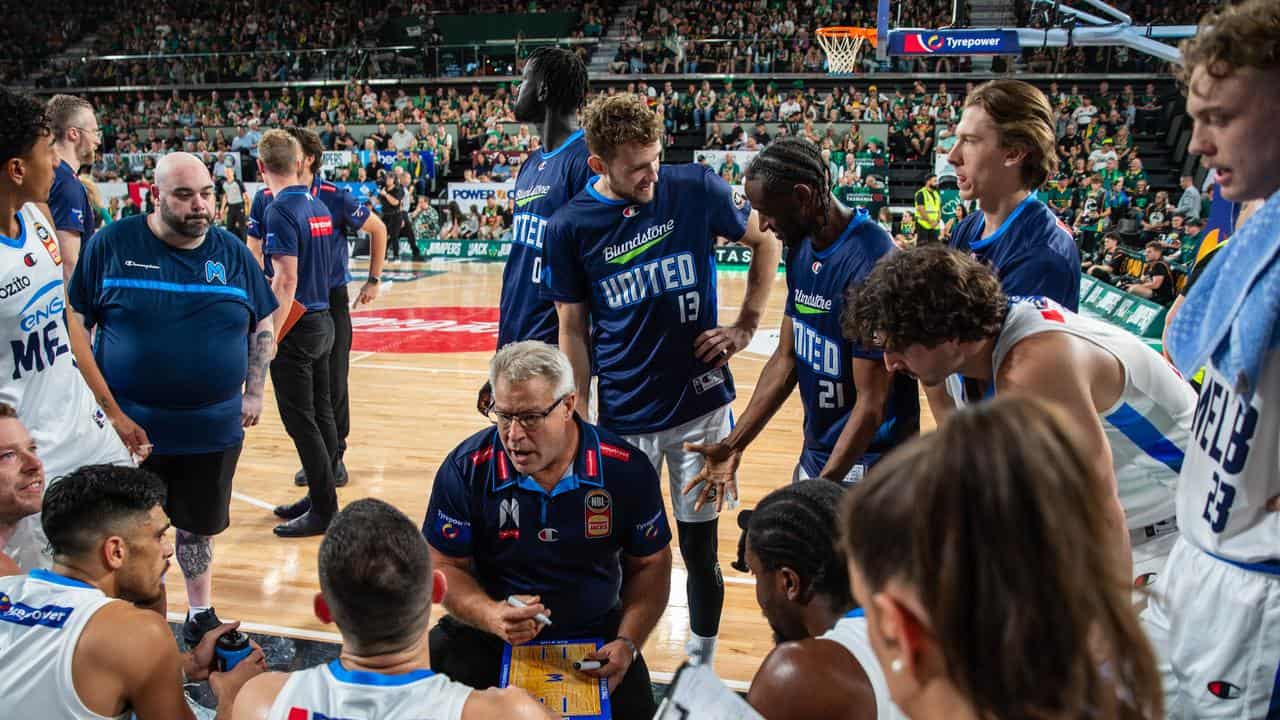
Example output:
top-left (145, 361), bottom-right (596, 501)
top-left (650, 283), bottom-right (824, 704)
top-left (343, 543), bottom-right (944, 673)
top-left (487, 395), bottom-right (567, 431)
top-left (70, 126), bottom-right (102, 139)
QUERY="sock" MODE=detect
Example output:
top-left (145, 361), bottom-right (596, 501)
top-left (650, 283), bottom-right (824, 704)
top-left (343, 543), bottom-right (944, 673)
top-left (686, 632), bottom-right (719, 667)
top-left (187, 605), bottom-right (212, 621)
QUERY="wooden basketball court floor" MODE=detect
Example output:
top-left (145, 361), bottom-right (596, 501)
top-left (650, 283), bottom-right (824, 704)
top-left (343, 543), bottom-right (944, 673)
top-left (162, 258), bottom-right (935, 689)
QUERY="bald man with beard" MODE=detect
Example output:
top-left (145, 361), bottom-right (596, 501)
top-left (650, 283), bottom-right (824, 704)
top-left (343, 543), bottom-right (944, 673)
top-left (66, 152), bottom-right (279, 645)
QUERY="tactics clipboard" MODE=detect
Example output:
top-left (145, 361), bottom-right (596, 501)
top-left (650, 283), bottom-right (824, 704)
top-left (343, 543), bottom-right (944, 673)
top-left (500, 638), bottom-right (611, 719)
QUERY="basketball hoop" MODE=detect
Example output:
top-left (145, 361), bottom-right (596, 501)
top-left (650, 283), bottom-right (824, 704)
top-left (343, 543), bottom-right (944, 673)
top-left (816, 27), bottom-right (878, 74)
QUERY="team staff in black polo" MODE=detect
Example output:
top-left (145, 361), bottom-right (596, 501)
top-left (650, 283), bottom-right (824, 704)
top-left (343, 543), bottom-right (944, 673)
top-left (256, 130), bottom-right (339, 538)
top-left (425, 341), bottom-right (672, 720)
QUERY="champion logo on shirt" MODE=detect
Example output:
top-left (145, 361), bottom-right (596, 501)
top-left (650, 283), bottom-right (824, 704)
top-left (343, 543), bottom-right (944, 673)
top-left (124, 260), bottom-right (160, 271)
top-left (1207, 681), bottom-right (1242, 700)
top-left (308, 216), bottom-right (334, 238)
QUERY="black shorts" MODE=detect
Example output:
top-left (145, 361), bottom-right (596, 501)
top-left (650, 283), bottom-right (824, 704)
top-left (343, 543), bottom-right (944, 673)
top-left (142, 444), bottom-right (243, 535)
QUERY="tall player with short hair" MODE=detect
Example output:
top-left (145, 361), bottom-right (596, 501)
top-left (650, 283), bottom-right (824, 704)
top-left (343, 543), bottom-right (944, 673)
top-left (1144, 2), bottom-right (1280, 716)
top-left (0, 88), bottom-right (131, 572)
top-left (478, 46), bottom-right (592, 414)
top-left (541, 94), bottom-right (781, 665)
top-left (687, 138), bottom-right (918, 487)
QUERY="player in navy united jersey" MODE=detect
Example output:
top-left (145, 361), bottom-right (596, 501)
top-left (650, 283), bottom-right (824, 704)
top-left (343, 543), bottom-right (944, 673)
top-left (541, 95), bottom-right (781, 666)
top-left (940, 80), bottom-right (1080, 419)
top-left (479, 47), bottom-right (592, 415)
top-left (256, 131), bottom-right (339, 538)
top-left (688, 139), bottom-right (918, 487)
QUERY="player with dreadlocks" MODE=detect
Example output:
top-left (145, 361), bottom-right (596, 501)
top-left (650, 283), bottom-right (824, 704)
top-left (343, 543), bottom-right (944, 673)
top-left (739, 480), bottom-right (905, 720)
top-left (687, 137), bottom-right (918, 487)
top-left (478, 46), bottom-right (593, 415)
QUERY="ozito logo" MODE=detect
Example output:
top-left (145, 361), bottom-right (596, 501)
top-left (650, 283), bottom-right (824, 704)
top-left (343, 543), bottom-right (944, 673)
top-left (0, 275), bottom-right (31, 300)
top-left (1207, 681), bottom-right (1242, 700)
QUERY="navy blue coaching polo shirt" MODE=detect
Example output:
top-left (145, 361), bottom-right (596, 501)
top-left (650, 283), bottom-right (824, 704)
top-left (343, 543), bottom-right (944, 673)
top-left (424, 417), bottom-right (672, 639)
top-left (262, 185), bottom-right (335, 311)
top-left (67, 216), bottom-right (278, 454)
top-left (249, 178), bottom-right (368, 289)
top-left (47, 160), bottom-right (96, 245)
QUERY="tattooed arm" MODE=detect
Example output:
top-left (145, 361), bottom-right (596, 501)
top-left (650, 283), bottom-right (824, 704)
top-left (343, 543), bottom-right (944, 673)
top-left (242, 316), bottom-right (275, 428)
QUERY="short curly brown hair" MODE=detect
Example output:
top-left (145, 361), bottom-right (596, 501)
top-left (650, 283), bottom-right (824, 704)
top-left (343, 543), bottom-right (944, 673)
top-left (844, 246), bottom-right (1008, 351)
top-left (1179, 0), bottom-right (1280, 83)
top-left (582, 94), bottom-right (663, 161)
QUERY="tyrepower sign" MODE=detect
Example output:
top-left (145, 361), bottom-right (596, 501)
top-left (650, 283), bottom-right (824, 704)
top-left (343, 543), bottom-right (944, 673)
top-left (890, 29), bottom-right (1021, 55)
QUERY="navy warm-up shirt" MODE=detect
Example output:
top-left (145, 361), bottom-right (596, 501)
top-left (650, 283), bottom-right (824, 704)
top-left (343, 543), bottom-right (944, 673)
top-left (540, 165), bottom-right (751, 434)
top-left (785, 209), bottom-right (919, 477)
top-left (424, 417), bottom-right (672, 639)
top-left (262, 186), bottom-right (335, 310)
top-left (499, 129), bottom-right (593, 347)
top-left (47, 160), bottom-right (96, 245)
top-left (68, 216), bottom-right (277, 454)
top-left (949, 194), bottom-right (1081, 310)
top-left (249, 178), bottom-right (368, 289)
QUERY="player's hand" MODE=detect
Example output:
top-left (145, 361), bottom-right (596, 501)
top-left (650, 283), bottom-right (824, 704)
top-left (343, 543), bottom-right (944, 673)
top-left (682, 441), bottom-right (740, 513)
top-left (579, 639), bottom-right (633, 693)
top-left (1267, 495), bottom-right (1280, 513)
top-left (109, 411), bottom-right (151, 462)
top-left (241, 393), bottom-right (264, 427)
top-left (355, 280), bottom-right (380, 306)
top-left (490, 595), bottom-right (550, 646)
top-left (477, 380), bottom-right (494, 418)
top-left (208, 643), bottom-right (267, 703)
top-left (694, 324), bottom-right (753, 368)
top-left (184, 620), bottom-right (243, 682)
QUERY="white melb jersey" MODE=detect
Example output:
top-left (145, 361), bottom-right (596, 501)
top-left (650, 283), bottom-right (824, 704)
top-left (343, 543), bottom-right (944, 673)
top-left (268, 659), bottom-right (473, 720)
top-left (992, 297), bottom-right (1197, 528)
top-left (1179, 349), bottom-right (1280, 563)
top-left (0, 204), bottom-right (129, 480)
top-left (0, 569), bottom-right (126, 720)
top-left (820, 609), bottom-right (908, 720)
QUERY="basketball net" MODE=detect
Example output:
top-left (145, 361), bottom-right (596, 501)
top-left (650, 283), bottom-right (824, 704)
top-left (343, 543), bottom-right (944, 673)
top-left (816, 27), bottom-right (877, 74)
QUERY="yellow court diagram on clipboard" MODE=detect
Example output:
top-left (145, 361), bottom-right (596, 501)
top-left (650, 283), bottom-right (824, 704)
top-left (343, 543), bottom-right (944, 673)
top-left (500, 638), bottom-right (611, 719)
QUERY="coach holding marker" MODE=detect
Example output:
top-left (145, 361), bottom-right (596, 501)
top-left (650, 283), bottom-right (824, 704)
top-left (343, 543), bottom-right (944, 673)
top-left (67, 152), bottom-right (277, 645)
top-left (258, 130), bottom-right (341, 538)
top-left (425, 341), bottom-right (672, 720)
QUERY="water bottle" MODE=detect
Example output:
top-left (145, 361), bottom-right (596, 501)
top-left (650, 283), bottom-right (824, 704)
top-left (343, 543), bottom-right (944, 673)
top-left (215, 630), bottom-right (252, 672)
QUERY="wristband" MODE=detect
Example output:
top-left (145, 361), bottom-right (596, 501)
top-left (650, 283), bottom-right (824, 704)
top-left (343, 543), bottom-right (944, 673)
top-left (366, 276), bottom-right (380, 284)
top-left (615, 635), bottom-right (639, 661)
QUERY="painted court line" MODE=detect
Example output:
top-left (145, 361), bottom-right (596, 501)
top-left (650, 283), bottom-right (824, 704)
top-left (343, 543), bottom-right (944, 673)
top-left (348, 351), bottom-right (377, 363)
top-left (350, 362), bottom-right (491, 376)
top-left (230, 491), bottom-right (275, 512)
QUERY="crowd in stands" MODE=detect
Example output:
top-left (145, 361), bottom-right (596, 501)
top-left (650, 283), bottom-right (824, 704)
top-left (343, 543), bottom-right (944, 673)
top-left (611, 0), bottom-right (966, 75)
top-left (40, 0), bottom-right (607, 88)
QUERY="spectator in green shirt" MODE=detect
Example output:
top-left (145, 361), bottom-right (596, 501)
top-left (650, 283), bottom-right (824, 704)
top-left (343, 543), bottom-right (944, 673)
top-left (1123, 157), bottom-right (1148, 193)
top-left (1047, 176), bottom-right (1077, 223)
